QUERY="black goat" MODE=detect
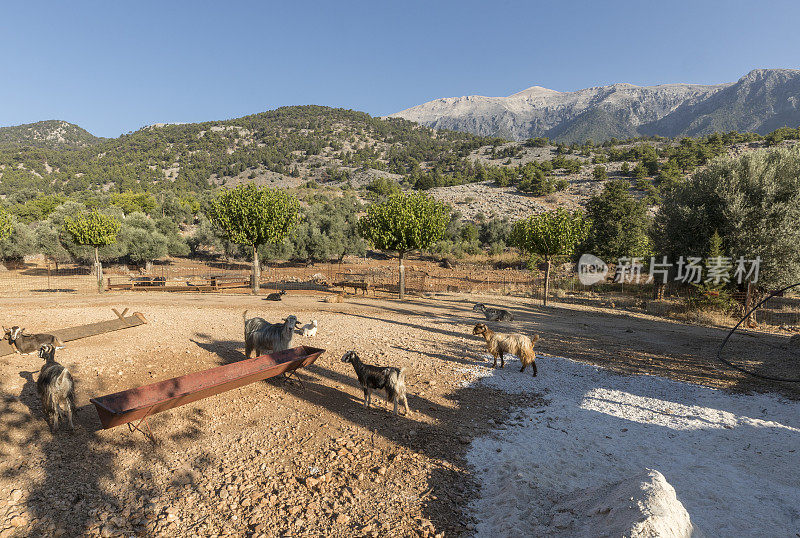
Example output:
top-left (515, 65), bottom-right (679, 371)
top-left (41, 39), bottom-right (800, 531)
top-left (341, 351), bottom-right (409, 415)
top-left (266, 289), bottom-right (287, 301)
top-left (37, 344), bottom-right (76, 432)
top-left (472, 303), bottom-right (514, 322)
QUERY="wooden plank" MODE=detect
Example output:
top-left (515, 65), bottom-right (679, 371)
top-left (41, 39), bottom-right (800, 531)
top-left (0, 312), bottom-right (147, 357)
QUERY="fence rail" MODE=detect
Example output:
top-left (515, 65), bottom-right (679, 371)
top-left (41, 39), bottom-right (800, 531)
top-left (2, 258), bottom-right (798, 329)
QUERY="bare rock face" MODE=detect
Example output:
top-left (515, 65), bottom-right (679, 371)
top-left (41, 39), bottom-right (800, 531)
top-left (390, 69), bottom-right (800, 143)
top-left (547, 469), bottom-right (704, 538)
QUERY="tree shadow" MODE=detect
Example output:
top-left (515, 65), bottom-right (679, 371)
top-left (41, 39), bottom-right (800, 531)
top-left (0, 366), bottom-right (215, 537)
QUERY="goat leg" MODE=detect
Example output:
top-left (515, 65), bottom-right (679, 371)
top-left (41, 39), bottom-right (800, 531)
top-left (48, 409), bottom-right (58, 433)
top-left (499, 353), bottom-right (505, 368)
top-left (65, 403), bottom-right (75, 431)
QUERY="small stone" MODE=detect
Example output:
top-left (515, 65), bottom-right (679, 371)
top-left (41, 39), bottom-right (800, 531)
top-left (374, 466), bottom-right (387, 476)
top-left (335, 513), bottom-right (350, 525)
top-left (9, 491), bottom-right (22, 504)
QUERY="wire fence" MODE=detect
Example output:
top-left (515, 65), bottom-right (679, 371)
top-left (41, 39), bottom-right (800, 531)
top-left (2, 257), bottom-right (799, 330)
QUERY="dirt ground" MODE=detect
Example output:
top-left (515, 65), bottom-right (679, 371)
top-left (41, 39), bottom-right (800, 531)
top-left (1, 292), bottom-right (797, 537)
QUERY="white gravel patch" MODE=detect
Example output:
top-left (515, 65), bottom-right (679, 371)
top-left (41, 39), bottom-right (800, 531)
top-left (465, 354), bottom-right (800, 537)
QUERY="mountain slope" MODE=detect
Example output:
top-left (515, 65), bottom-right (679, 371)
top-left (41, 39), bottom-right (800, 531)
top-left (0, 120), bottom-right (106, 149)
top-left (0, 106), bottom-right (489, 194)
top-left (391, 69), bottom-right (800, 142)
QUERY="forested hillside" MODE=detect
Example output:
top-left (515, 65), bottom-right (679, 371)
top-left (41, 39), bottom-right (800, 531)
top-left (0, 106), bottom-right (494, 196)
top-left (1, 103), bottom-right (798, 270)
top-left (0, 120), bottom-right (105, 150)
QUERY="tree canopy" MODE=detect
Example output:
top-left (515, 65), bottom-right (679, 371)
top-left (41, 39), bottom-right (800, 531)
top-left (585, 180), bottom-right (651, 260)
top-left (358, 192), bottom-right (449, 255)
top-left (510, 208), bottom-right (590, 262)
top-left (63, 210), bottom-right (121, 248)
top-left (653, 146), bottom-right (800, 289)
top-left (0, 209), bottom-right (12, 242)
top-left (209, 184), bottom-right (299, 248)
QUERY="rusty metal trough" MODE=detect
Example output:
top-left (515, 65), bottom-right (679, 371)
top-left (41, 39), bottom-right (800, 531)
top-left (90, 345), bottom-right (325, 430)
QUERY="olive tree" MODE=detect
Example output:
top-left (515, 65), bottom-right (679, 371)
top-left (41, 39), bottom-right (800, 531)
top-left (63, 211), bottom-right (121, 293)
top-left (510, 209), bottom-right (590, 306)
top-left (209, 184), bottom-right (299, 294)
top-left (653, 146), bottom-right (800, 290)
top-left (359, 192), bottom-right (449, 299)
top-left (118, 213), bottom-right (169, 268)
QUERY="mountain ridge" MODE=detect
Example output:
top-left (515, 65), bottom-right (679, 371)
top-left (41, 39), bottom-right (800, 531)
top-left (390, 69), bottom-right (800, 142)
top-left (0, 120), bottom-right (106, 149)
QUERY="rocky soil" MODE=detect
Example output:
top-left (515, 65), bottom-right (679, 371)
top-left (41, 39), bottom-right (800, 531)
top-left (1, 292), bottom-right (796, 537)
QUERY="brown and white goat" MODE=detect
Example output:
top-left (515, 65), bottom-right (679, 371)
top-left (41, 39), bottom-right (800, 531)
top-left (3, 326), bottom-right (64, 355)
top-left (472, 323), bottom-right (539, 375)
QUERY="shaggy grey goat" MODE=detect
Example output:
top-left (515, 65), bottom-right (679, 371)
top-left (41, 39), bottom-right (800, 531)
top-left (265, 290), bottom-right (286, 301)
top-left (243, 310), bottom-right (301, 358)
top-left (341, 351), bottom-right (409, 415)
top-left (473, 323), bottom-right (538, 375)
top-left (472, 303), bottom-right (514, 322)
top-left (36, 344), bottom-right (76, 432)
top-left (3, 326), bottom-right (64, 354)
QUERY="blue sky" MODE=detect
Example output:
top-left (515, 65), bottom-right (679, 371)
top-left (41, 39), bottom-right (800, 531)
top-left (1, 0), bottom-right (798, 138)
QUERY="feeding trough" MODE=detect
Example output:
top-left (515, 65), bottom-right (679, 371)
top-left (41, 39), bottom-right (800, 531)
top-left (90, 345), bottom-right (325, 433)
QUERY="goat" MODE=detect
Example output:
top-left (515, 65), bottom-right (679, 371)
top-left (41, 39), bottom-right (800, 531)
top-left (36, 344), bottom-right (76, 432)
top-left (265, 289), bottom-right (286, 301)
top-left (3, 326), bottom-right (64, 355)
top-left (300, 319), bottom-right (318, 337)
top-left (472, 323), bottom-right (539, 375)
top-left (243, 310), bottom-right (301, 358)
top-left (341, 351), bottom-right (409, 415)
top-left (472, 303), bottom-right (514, 322)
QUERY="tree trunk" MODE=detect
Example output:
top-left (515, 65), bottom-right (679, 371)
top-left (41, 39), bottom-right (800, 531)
top-left (745, 280), bottom-right (757, 328)
top-left (542, 258), bottom-right (550, 306)
top-left (653, 282), bottom-right (665, 300)
top-left (251, 244), bottom-right (260, 295)
top-left (398, 251), bottom-right (405, 300)
top-left (94, 246), bottom-right (103, 294)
